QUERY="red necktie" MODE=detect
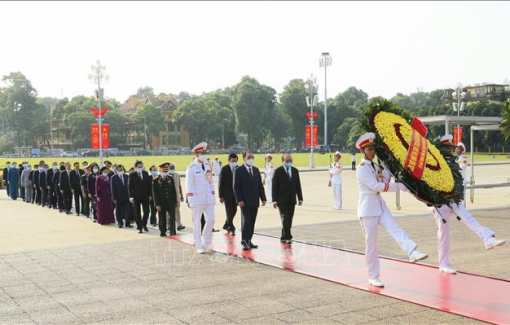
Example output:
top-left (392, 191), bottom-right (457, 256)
top-left (248, 167), bottom-right (254, 181)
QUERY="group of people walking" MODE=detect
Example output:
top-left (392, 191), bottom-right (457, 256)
top-left (2, 159), bottom-right (186, 236)
top-left (3, 136), bottom-right (507, 289)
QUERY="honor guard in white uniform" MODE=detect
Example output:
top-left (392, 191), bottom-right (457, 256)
top-left (186, 142), bottom-right (216, 254)
top-left (264, 154), bottom-right (275, 203)
top-left (329, 151), bottom-right (343, 210)
top-left (213, 157), bottom-right (221, 182)
top-left (356, 132), bottom-right (428, 287)
top-left (428, 135), bottom-right (506, 274)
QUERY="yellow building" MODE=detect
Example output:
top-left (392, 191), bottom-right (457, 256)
top-left (119, 94), bottom-right (189, 149)
top-left (444, 83), bottom-right (509, 105)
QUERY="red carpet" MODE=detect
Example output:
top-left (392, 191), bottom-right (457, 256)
top-left (169, 232), bottom-right (510, 324)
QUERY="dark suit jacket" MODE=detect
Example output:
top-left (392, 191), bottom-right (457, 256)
top-left (233, 165), bottom-right (266, 208)
top-left (2, 168), bottom-right (8, 184)
top-left (59, 170), bottom-right (73, 193)
top-left (272, 166), bottom-right (303, 206)
top-left (39, 170), bottom-right (48, 189)
top-left (128, 170), bottom-right (152, 201)
top-left (218, 164), bottom-right (236, 202)
top-left (111, 173), bottom-right (130, 203)
top-left (33, 170), bottom-right (41, 187)
top-left (70, 169), bottom-right (84, 190)
top-left (47, 169), bottom-right (55, 189)
top-left (52, 171), bottom-right (61, 189)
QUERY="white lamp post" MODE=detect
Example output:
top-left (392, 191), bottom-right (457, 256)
top-left (305, 75), bottom-right (319, 169)
top-left (319, 52), bottom-right (332, 149)
top-left (88, 61), bottom-right (109, 167)
top-left (451, 85), bottom-right (466, 144)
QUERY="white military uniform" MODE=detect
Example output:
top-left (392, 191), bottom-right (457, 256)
top-left (357, 158), bottom-right (417, 280)
top-left (213, 159), bottom-right (221, 182)
top-left (186, 160), bottom-right (216, 251)
top-left (265, 161), bottom-right (275, 203)
top-left (429, 139), bottom-right (495, 269)
top-left (329, 162), bottom-right (343, 209)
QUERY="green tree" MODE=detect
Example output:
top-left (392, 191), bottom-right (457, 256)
top-left (130, 104), bottom-right (165, 149)
top-left (0, 72), bottom-right (48, 147)
top-left (232, 76), bottom-right (276, 149)
top-left (279, 79), bottom-right (308, 149)
top-left (136, 86), bottom-right (155, 98)
top-left (103, 110), bottom-right (130, 148)
top-left (65, 110), bottom-right (96, 149)
top-left (332, 117), bottom-right (357, 148)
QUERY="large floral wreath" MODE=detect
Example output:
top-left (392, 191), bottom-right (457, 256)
top-left (359, 100), bottom-right (464, 206)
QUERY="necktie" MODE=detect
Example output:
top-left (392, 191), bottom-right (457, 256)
top-left (121, 175), bottom-right (124, 186)
top-left (286, 167), bottom-right (291, 181)
top-left (371, 162), bottom-right (376, 172)
top-left (201, 164), bottom-right (205, 171)
top-left (248, 167), bottom-right (254, 181)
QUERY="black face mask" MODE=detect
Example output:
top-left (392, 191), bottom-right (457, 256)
top-left (60, 166), bottom-right (66, 171)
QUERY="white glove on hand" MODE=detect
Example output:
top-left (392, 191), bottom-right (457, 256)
top-left (397, 183), bottom-right (409, 192)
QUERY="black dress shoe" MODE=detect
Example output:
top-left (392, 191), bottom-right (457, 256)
top-left (177, 225), bottom-right (185, 231)
top-left (138, 229), bottom-right (143, 234)
top-left (230, 229), bottom-right (236, 235)
top-left (118, 224), bottom-right (123, 228)
top-left (212, 229), bottom-right (219, 233)
top-left (242, 245), bottom-right (251, 251)
top-left (143, 226), bottom-right (149, 232)
top-left (125, 224), bottom-right (133, 228)
top-left (250, 243), bottom-right (258, 249)
top-left (222, 224), bottom-right (228, 231)
top-left (160, 232), bottom-right (166, 237)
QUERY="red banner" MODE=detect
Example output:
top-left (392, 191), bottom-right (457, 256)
top-left (404, 128), bottom-right (428, 180)
top-left (91, 125), bottom-right (100, 149)
top-left (305, 125), bottom-right (318, 147)
top-left (101, 125), bottom-right (109, 149)
top-left (91, 125), bottom-right (109, 149)
top-left (453, 127), bottom-right (463, 145)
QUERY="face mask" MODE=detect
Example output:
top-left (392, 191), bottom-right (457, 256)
top-left (93, 168), bottom-right (99, 173)
top-left (102, 172), bottom-right (109, 177)
top-left (168, 169), bottom-right (175, 174)
top-left (53, 165), bottom-right (57, 169)
top-left (152, 171), bottom-right (159, 177)
top-left (246, 159), bottom-right (254, 166)
top-left (160, 172), bottom-right (168, 177)
top-left (6, 164), bottom-right (10, 168)
top-left (229, 162), bottom-right (238, 168)
top-left (137, 168), bottom-right (143, 173)
top-left (198, 154), bottom-right (207, 163)
top-left (38, 167), bottom-right (43, 171)
top-left (26, 166), bottom-right (31, 170)
top-left (284, 162), bottom-right (292, 168)
top-left (117, 170), bottom-right (124, 175)
top-left (12, 164), bottom-right (17, 168)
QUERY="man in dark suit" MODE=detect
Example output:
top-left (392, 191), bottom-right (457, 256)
top-left (54, 165), bottom-right (65, 212)
top-left (233, 152), bottom-right (266, 250)
top-left (70, 162), bottom-right (84, 216)
top-left (2, 162), bottom-right (10, 197)
top-left (219, 153), bottom-right (239, 235)
top-left (18, 162), bottom-right (25, 200)
top-left (59, 162), bottom-right (73, 215)
top-left (39, 164), bottom-right (49, 207)
top-left (46, 162), bottom-right (58, 209)
top-left (33, 163), bottom-right (42, 205)
top-left (29, 164), bottom-right (37, 203)
top-left (129, 160), bottom-right (152, 234)
top-left (272, 153), bottom-right (304, 244)
top-left (111, 164), bottom-right (132, 228)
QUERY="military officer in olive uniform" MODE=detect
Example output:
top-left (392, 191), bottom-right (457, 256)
top-left (153, 163), bottom-right (179, 237)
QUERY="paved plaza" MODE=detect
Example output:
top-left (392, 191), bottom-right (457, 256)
top-left (0, 163), bottom-right (509, 324)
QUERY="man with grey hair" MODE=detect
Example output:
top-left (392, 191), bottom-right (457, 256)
top-left (272, 153), bottom-right (303, 244)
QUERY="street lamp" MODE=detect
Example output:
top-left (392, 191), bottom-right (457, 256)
top-left (305, 74), bottom-right (319, 169)
top-left (319, 52), bottom-right (332, 149)
top-left (451, 85), bottom-right (466, 144)
top-left (88, 60), bottom-right (109, 167)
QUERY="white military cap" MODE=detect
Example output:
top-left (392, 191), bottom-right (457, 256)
top-left (440, 134), bottom-right (454, 145)
top-left (192, 142), bottom-right (208, 153)
top-left (457, 142), bottom-right (466, 152)
top-left (334, 151), bottom-right (342, 157)
top-left (356, 132), bottom-right (376, 149)
top-left (267, 153), bottom-right (273, 158)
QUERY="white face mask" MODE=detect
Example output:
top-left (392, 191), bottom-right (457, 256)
top-left (136, 167), bottom-right (143, 173)
top-left (245, 158), bottom-right (254, 166)
top-left (6, 164), bottom-right (10, 168)
top-left (93, 168), bottom-right (99, 173)
top-left (26, 166), bottom-right (31, 170)
top-left (117, 170), bottom-right (124, 175)
top-left (53, 165), bottom-right (58, 170)
top-left (198, 154), bottom-right (207, 163)
top-left (13, 164), bottom-right (17, 168)
top-left (102, 172), bottom-right (109, 177)
top-left (38, 167), bottom-right (43, 171)
top-left (229, 162), bottom-right (238, 168)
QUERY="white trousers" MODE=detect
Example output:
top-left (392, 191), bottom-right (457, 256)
top-left (266, 181), bottom-right (272, 203)
top-left (191, 204), bottom-right (215, 251)
top-left (360, 211), bottom-right (417, 280)
top-left (430, 205), bottom-right (451, 268)
top-left (332, 184), bottom-right (342, 209)
top-left (431, 203), bottom-right (495, 268)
